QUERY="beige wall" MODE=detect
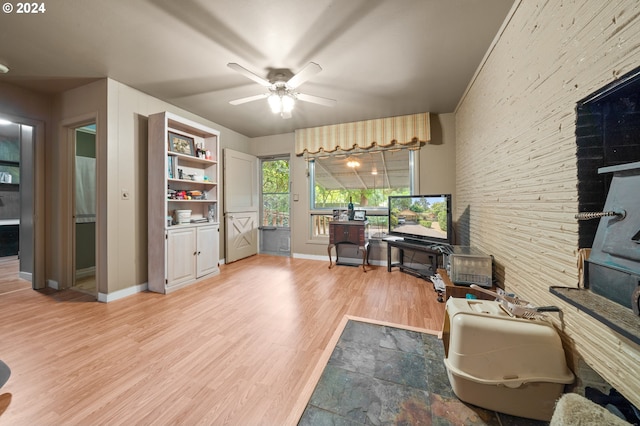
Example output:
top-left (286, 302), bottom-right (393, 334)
top-left (455, 0), bottom-right (640, 407)
top-left (103, 80), bottom-right (250, 294)
top-left (0, 81), bottom-right (52, 120)
top-left (420, 113), bottom-right (456, 213)
top-left (51, 79), bottom-right (108, 290)
top-left (3, 78), bottom-right (250, 296)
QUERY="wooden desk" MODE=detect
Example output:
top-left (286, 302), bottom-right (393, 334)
top-left (438, 268), bottom-right (496, 301)
top-left (328, 221), bottom-right (369, 272)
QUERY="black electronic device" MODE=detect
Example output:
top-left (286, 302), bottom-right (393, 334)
top-left (388, 194), bottom-right (453, 245)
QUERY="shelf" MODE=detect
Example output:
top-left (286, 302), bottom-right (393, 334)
top-left (168, 199), bottom-right (216, 203)
top-left (168, 151), bottom-right (217, 165)
top-left (550, 286), bottom-right (640, 345)
top-left (385, 238), bottom-right (441, 281)
top-left (167, 222), bottom-right (218, 229)
top-left (168, 178), bottom-right (217, 186)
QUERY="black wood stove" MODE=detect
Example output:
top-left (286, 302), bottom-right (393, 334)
top-left (551, 161), bottom-right (640, 345)
top-left (580, 161), bottom-right (640, 314)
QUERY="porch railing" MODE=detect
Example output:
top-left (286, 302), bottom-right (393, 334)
top-left (262, 209), bottom-right (289, 227)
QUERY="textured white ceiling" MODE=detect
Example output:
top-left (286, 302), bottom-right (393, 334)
top-left (0, 0), bottom-right (515, 137)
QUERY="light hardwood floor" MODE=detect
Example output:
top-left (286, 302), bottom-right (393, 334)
top-left (0, 257), bottom-right (31, 296)
top-left (0, 254), bottom-right (445, 425)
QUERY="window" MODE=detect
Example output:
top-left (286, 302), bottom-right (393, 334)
top-left (261, 158), bottom-right (290, 228)
top-left (309, 149), bottom-right (418, 238)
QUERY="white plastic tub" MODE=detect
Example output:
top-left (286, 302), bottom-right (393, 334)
top-left (442, 298), bottom-right (574, 421)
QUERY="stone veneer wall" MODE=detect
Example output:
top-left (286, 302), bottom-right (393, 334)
top-left (455, 0), bottom-right (640, 407)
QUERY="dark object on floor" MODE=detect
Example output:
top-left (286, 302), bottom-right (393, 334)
top-left (585, 387), bottom-right (640, 425)
top-left (0, 360), bottom-right (10, 388)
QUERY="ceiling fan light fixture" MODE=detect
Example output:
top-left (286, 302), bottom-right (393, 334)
top-left (228, 62), bottom-right (334, 118)
top-left (282, 94), bottom-right (295, 113)
top-left (268, 93), bottom-right (281, 114)
top-left (268, 92), bottom-right (296, 116)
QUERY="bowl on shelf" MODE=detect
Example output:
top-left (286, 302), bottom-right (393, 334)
top-left (174, 209), bottom-right (192, 224)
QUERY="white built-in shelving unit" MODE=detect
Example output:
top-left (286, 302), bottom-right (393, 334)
top-left (147, 111), bottom-right (220, 293)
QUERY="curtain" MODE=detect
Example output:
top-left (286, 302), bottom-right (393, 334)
top-left (75, 156), bottom-right (96, 223)
top-left (295, 112), bottom-right (430, 156)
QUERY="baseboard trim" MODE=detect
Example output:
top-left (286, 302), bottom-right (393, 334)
top-left (292, 252), bottom-right (386, 267)
top-left (98, 282), bottom-right (148, 303)
top-left (19, 271), bottom-right (32, 282)
top-left (292, 253), bottom-right (325, 261)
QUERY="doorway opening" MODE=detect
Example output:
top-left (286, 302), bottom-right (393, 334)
top-left (0, 121), bottom-right (21, 259)
top-left (0, 118), bottom-right (36, 293)
top-left (72, 123), bottom-right (97, 295)
top-left (259, 156), bottom-right (291, 257)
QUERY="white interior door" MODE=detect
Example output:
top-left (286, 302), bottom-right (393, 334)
top-left (223, 149), bottom-right (258, 263)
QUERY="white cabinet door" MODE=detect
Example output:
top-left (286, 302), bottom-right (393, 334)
top-left (197, 225), bottom-right (219, 277)
top-left (167, 227), bottom-right (197, 286)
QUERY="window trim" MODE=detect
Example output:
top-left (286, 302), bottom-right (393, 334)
top-left (309, 150), bottom-right (419, 210)
top-left (308, 150), bottom-right (420, 241)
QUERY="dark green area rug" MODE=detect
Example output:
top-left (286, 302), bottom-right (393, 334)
top-left (298, 319), bottom-right (548, 425)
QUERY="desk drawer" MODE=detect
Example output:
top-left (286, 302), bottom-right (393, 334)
top-left (329, 221), bottom-right (365, 245)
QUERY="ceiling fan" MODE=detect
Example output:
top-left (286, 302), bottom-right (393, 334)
top-left (227, 62), bottom-right (337, 119)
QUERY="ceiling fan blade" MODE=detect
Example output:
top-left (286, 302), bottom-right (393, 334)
top-left (229, 93), bottom-right (269, 105)
top-left (286, 62), bottom-right (322, 89)
top-left (227, 63), bottom-right (272, 87)
top-left (297, 92), bottom-right (337, 107)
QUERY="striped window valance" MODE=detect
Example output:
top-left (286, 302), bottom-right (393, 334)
top-left (294, 113), bottom-right (430, 156)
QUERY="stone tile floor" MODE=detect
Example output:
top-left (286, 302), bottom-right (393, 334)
top-left (298, 320), bottom-right (549, 425)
